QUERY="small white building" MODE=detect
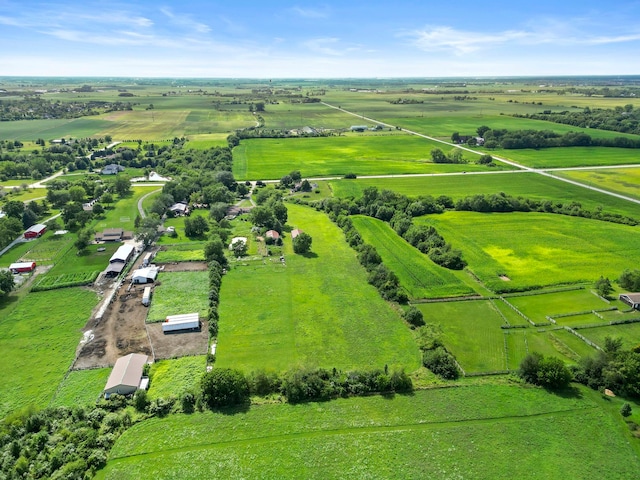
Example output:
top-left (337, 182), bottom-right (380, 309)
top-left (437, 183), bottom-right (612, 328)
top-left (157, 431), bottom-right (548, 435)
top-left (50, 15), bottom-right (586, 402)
top-left (104, 353), bottom-right (149, 397)
top-left (131, 266), bottom-right (159, 284)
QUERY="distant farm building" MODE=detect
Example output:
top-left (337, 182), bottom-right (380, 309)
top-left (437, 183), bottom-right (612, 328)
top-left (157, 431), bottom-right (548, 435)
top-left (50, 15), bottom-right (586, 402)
top-left (619, 293), bottom-right (640, 310)
top-left (24, 224), bottom-right (47, 239)
top-left (95, 228), bottom-right (133, 242)
top-left (225, 205), bottom-right (251, 220)
top-left (131, 266), bottom-right (159, 284)
top-left (266, 230), bottom-right (280, 240)
top-left (169, 202), bottom-right (189, 216)
top-left (104, 353), bottom-right (149, 397)
top-left (350, 125), bottom-right (368, 132)
top-left (101, 164), bottom-right (125, 175)
top-left (9, 262), bottom-right (36, 274)
top-left (291, 229), bottom-right (303, 239)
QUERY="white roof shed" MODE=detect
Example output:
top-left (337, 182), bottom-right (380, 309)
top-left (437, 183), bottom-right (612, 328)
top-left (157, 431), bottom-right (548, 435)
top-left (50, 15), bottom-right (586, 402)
top-left (104, 353), bottom-right (148, 396)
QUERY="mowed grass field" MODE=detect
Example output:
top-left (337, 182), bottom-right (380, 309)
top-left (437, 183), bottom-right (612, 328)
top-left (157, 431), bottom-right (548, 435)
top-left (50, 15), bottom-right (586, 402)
top-left (351, 216), bottom-right (476, 299)
top-left (0, 288), bottom-right (98, 418)
top-left (419, 211), bottom-right (640, 292)
top-left (97, 384), bottom-right (640, 479)
top-left (147, 271), bottom-right (209, 322)
top-left (491, 146), bottom-right (640, 168)
top-left (95, 186), bottom-right (161, 231)
top-left (330, 172), bottom-right (640, 220)
top-left (216, 203), bottom-right (421, 372)
top-left (49, 368), bottom-right (111, 408)
top-left (232, 135), bottom-right (504, 180)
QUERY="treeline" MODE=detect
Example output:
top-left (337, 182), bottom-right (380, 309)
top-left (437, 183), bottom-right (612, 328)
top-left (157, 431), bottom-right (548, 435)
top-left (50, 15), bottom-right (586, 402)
top-left (0, 97), bottom-right (133, 121)
top-left (315, 187), bottom-right (466, 271)
top-left (515, 105), bottom-right (640, 135)
top-left (483, 128), bottom-right (640, 150)
top-left (454, 192), bottom-right (639, 226)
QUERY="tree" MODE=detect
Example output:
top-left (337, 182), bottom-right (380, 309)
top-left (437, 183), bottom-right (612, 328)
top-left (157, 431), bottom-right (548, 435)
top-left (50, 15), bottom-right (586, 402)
top-left (101, 192), bottom-right (114, 207)
top-left (402, 306), bottom-right (425, 327)
top-left (184, 216), bottom-right (209, 238)
top-left (204, 236), bottom-right (227, 266)
top-left (595, 276), bottom-right (613, 298)
top-left (300, 179), bottom-right (312, 192)
top-left (135, 215), bottom-right (161, 247)
top-left (430, 148), bottom-right (447, 163)
top-left (519, 352), bottom-right (571, 390)
top-left (477, 125), bottom-right (491, 137)
top-left (21, 208), bottom-right (37, 229)
top-left (231, 239), bottom-right (247, 257)
top-left (74, 228), bottom-right (94, 252)
top-left (3, 200), bottom-right (24, 219)
top-left (92, 203), bottom-right (104, 216)
top-left (200, 368), bottom-right (249, 409)
top-left (478, 154), bottom-right (493, 165)
top-left (0, 269), bottom-right (15, 297)
top-left (621, 402), bottom-right (632, 417)
top-left (68, 185), bottom-right (86, 203)
top-left (209, 202), bottom-right (229, 222)
top-left (292, 232), bottom-right (312, 254)
top-left (451, 132), bottom-right (460, 143)
top-left (112, 175), bottom-right (131, 197)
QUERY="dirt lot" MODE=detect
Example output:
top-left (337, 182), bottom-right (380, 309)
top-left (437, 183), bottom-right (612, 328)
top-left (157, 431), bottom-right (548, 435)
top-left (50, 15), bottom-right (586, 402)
top-left (158, 261), bottom-right (208, 272)
top-left (74, 256), bottom-right (209, 369)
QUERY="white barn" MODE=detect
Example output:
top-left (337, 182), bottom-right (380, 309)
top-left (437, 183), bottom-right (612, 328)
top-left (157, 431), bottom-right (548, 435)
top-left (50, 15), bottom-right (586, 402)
top-left (131, 266), bottom-right (159, 284)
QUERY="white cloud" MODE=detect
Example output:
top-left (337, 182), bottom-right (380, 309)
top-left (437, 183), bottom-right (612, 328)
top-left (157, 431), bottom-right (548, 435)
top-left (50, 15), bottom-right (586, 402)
top-left (160, 7), bottom-right (210, 34)
top-left (302, 37), bottom-right (343, 56)
top-left (290, 6), bottom-right (330, 19)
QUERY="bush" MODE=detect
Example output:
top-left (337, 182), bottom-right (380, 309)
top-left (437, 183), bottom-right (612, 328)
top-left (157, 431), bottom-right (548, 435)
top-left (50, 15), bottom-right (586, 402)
top-left (423, 347), bottom-right (460, 379)
top-left (200, 368), bottom-right (250, 409)
top-left (519, 352), bottom-right (572, 390)
top-left (402, 306), bottom-right (425, 327)
top-left (133, 390), bottom-right (149, 412)
top-left (621, 403), bottom-right (632, 417)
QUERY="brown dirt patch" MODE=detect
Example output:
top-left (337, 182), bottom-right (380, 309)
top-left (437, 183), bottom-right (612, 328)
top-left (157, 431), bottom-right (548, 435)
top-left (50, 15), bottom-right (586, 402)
top-left (158, 261), bottom-right (208, 272)
top-left (147, 320), bottom-right (209, 360)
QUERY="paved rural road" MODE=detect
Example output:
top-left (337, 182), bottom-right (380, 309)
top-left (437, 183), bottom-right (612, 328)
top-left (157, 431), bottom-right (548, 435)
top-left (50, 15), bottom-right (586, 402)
top-left (137, 188), bottom-right (162, 219)
top-left (321, 102), bottom-right (640, 207)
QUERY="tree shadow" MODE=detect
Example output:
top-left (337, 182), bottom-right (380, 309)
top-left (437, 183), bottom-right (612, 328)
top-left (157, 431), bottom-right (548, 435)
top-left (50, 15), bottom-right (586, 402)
top-left (214, 402), bottom-right (252, 415)
top-left (547, 385), bottom-right (583, 399)
top-left (300, 251), bottom-right (318, 259)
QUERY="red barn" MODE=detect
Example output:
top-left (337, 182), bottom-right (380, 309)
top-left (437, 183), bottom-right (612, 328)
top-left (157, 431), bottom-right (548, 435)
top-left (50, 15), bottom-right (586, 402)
top-left (9, 262), bottom-right (36, 273)
top-left (24, 224), bottom-right (47, 239)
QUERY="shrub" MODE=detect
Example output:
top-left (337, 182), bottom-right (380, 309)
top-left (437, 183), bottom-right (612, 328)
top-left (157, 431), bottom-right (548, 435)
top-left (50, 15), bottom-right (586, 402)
top-left (423, 347), bottom-right (460, 379)
top-left (200, 368), bottom-right (250, 409)
top-left (621, 403), bottom-right (632, 417)
top-left (518, 352), bottom-right (572, 390)
top-left (402, 306), bottom-right (425, 327)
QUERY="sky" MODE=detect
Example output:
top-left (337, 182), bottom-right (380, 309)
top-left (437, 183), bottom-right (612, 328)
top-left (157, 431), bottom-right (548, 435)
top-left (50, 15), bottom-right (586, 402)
top-left (1, 0), bottom-right (640, 78)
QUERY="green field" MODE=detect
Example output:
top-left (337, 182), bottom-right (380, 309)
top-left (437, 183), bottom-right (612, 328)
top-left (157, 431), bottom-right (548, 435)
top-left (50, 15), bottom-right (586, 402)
top-left (557, 167), bottom-right (640, 201)
top-left (0, 288), bottom-right (98, 418)
top-left (351, 215), bottom-right (476, 299)
top-left (232, 135), bottom-right (505, 180)
top-left (49, 368), bottom-right (111, 408)
top-left (154, 242), bottom-right (206, 262)
top-left (580, 323), bottom-right (640, 350)
top-left (97, 384), bottom-right (640, 479)
top-left (419, 211), bottom-right (640, 292)
top-left (216, 203), bottom-right (421, 372)
top-left (507, 289), bottom-right (611, 325)
top-left (147, 356), bottom-right (206, 400)
top-left (0, 231), bottom-right (74, 268)
top-left (330, 172), bottom-right (640, 220)
top-left (147, 271), bottom-right (209, 322)
top-left (95, 186), bottom-right (161, 231)
top-left (492, 146), bottom-right (640, 168)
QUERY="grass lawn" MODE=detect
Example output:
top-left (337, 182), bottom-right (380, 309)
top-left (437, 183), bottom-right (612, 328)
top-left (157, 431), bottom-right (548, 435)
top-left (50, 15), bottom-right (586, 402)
top-left (95, 186), bottom-right (160, 231)
top-left (216, 203), bottom-right (421, 373)
top-left (147, 271), bottom-right (209, 322)
top-left (580, 323), bottom-right (640, 350)
top-left (0, 288), bottom-right (98, 418)
top-left (419, 211), bottom-right (640, 292)
top-left (154, 242), bottom-right (206, 262)
top-left (147, 356), bottom-right (206, 400)
top-left (232, 135), bottom-right (506, 180)
top-left (351, 215), bottom-right (477, 299)
top-left (97, 383), bottom-right (640, 479)
top-left (491, 146), bottom-right (640, 169)
top-left (49, 368), bottom-right (111, 408)
top-left (156, 209), bottom-right (210, 244)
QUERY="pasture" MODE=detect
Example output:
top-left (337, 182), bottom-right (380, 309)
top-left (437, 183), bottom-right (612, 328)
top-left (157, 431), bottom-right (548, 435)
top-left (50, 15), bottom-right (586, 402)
top-left (232, 135), bottom-right (502, 180)
top-left (49, 368), bottom-right (111, 408)
top-left (97, 384), bottom-right (640, 479)
top-left (419, 211), bottom-right (640, 292)
top-left (147, 355), bottom-right (206, 400)
top-left (491, 146), bottom-right (640, 169)
top-left (557, 167), bottom-right (640, 201)
top-left (507, 289), bottom-right (611, 325)
top-left (580, 323), bottom-right (640, 350)
top-left (330, 172), bottom-right (640, 220)
top-left (0, 288), bottom-right (98, 418)
top-left (351, 215), bottom-right (476, 299)
top-left (154, 242), bottom-right (206, 262)
top-left (146, 271), bottom-right (209, 322)
top-left (216, 203), bottom-right (421, 372)
top-left (0, 231), bottom-right (73, 268)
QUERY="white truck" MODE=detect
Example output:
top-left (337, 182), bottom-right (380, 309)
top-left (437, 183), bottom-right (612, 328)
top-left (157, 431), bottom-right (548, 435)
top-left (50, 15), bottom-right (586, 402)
top-left (142, 287), bottom-right (152, 306)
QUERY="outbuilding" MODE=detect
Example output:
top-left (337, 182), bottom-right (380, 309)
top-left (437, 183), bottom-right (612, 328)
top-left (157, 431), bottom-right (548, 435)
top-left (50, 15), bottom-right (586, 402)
top-left (131, 266), bottom-right (159, 284)
top-left (619, 293), bottom-right (640, 310)
top-left (169, 202), bottom-right (189, 216)
top-left (109, 244), bottom-right (135, 264)
top-left (9, 262), bottom-right (36, 274)
top-left (291, 229), bottom-right (303, 239)
top-left (266, 230), bottom-right (280, 240)
top-left (162, 313), bottom-right (201, 333)
top-left (24, 224), bottom-right (47, 239)
top-left (104, 353), bottom-right (149, 397)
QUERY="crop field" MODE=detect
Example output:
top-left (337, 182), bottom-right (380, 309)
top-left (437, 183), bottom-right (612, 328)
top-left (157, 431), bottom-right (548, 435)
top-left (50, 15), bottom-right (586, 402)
top-left (0, 232), bottom-right (74, 267)
top-left (97, 384), bottom-right (640, 479)
top-left (580, 323), bottom-right (640, 350)
top-left (154, 242), bottom-right (206, 262)
top-left (147, 356), bottom-right (206, 400)
top-left (0, 117), bottom-right (114, 141)
top-left (416, 300), bottom-right (507, 372)
top-left (232, 135), bottom-right (502, 180)
top-left (216, 203), bottom-right (421, 373)
top-left (0, 288), bottom-right (98, 418)
top-left (32, 271), bottom-right (99, 291)
top-left (557, 167), bottom-right (640, 201)
top-left (147, 271), bottom-right (209, 322)
top-left (420, 211), bottom-right (640, 292)
top-left (351, 216), bottom-right (476, 299)
top-left (49, 368), bottom-right (111, 408)
top-left (330, 173), bottom-right (640, 219)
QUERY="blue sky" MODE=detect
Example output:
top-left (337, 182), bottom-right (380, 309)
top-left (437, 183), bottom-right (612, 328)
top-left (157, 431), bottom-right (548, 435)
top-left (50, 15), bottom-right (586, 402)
top-left (1, 0), bottom-right (639, 77)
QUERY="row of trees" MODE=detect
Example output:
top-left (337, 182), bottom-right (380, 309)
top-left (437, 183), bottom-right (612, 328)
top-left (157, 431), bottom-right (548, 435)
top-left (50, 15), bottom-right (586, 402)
top-left (0, 97), bottom-right (133, 121)
top-left (479, 127), bottom-right (640, 150)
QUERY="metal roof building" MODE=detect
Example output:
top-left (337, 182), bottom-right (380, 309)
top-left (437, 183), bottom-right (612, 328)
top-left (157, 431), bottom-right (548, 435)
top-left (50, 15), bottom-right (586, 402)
top-left (109, 244), bottom-right (135, 264)
top-left (131, 266), bottom-right (159, 284)
top-left (104, 353), bottom-right (148, 397)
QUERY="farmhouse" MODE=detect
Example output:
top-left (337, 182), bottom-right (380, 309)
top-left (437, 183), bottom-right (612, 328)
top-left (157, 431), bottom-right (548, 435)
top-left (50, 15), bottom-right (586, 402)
top-left (103, 353), bottom-right (149, 397)
top-left (266, 230), bottom-right (280, 240)
top-left (619, 293), bottom-right (640, 309)
top-left (131, 266), bottom-right (159, 284)
top-left (169, 202), bottom-right (189, 216)
top-left (101, 164), bottom-right (125, 175)
top-left (291, 229), bottom-right (303, 239)
top-left (23, 224), bottom-right (47, 239)
top-left (9, 262), bottom-right (36, 274)
top-left (95, 228), bottom-right (133, 242)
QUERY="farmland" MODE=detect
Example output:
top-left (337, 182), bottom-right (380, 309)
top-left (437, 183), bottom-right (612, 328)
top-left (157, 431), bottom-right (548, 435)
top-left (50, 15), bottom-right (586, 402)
top-left (216, 203), bottom-right (421, 372)
top-left (147, 271), bottom-right (209, 322)
top-left (97, 384), bottom-right (640, 479)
